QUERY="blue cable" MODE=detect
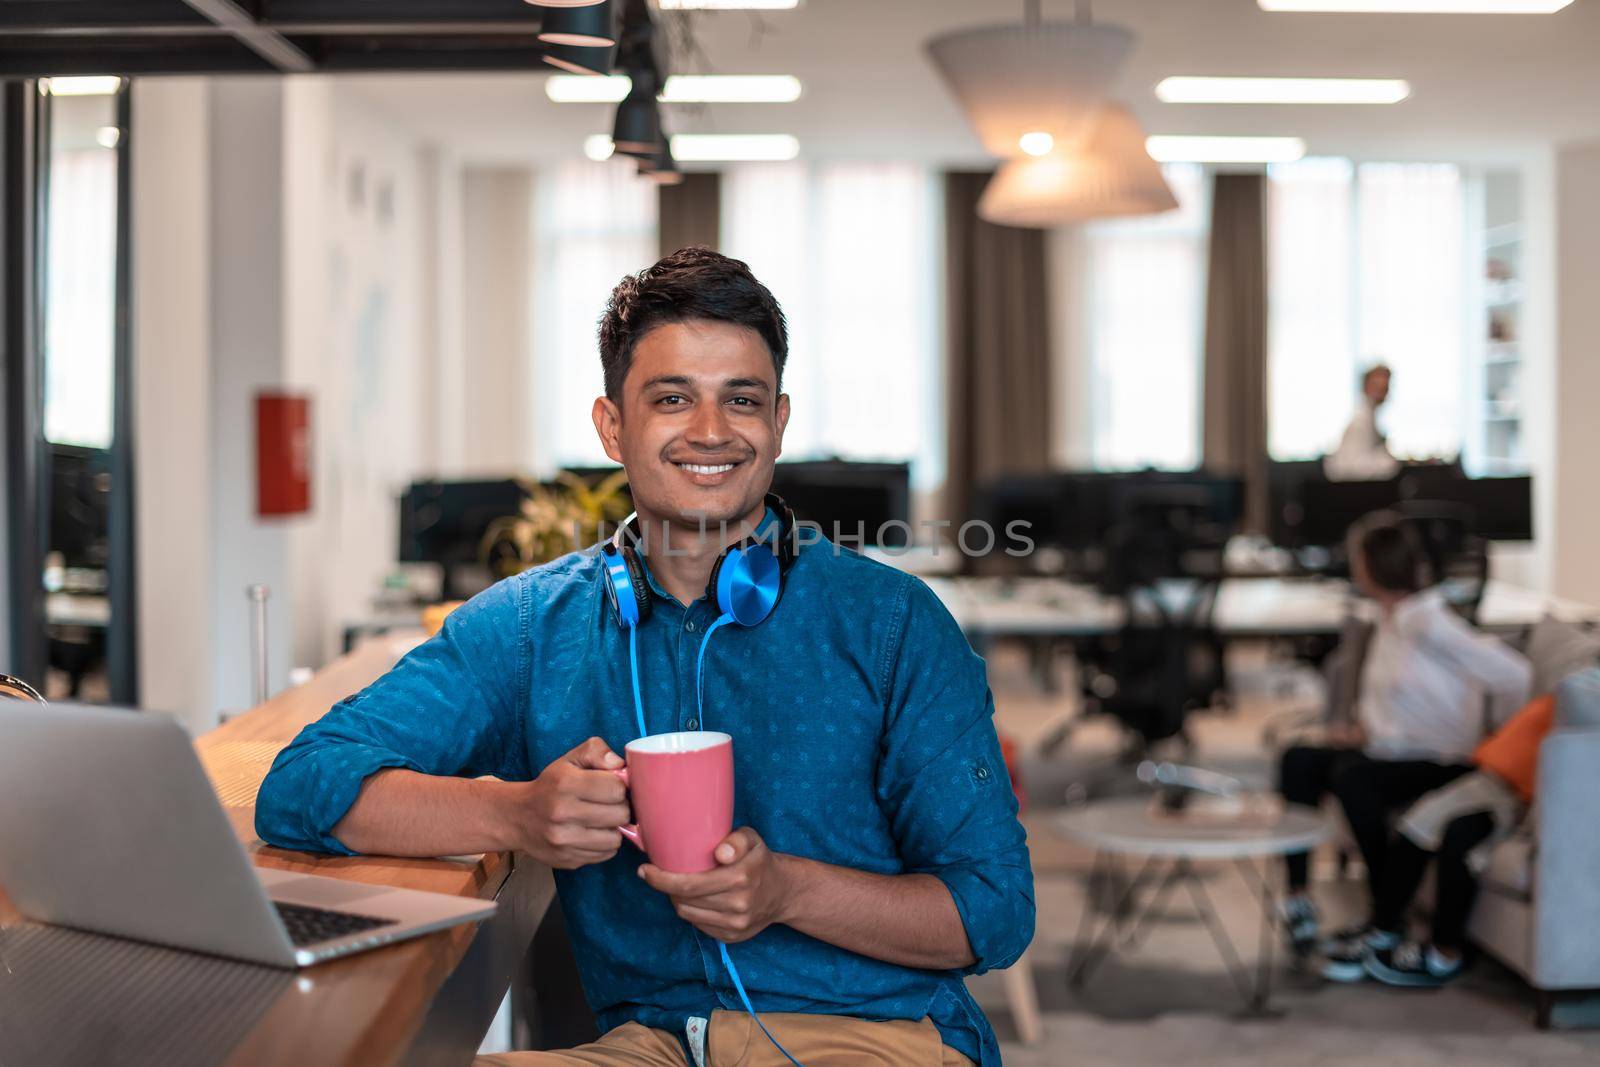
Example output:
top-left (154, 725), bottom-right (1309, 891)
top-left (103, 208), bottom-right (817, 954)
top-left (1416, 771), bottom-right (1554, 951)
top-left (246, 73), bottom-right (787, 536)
top-left (694, 615), bottom-right (733, 729)
top-left (628, 625), bottom-right (646, 739)
top-left (693, 613), bottom-right (805, 1067)
top-left (720, 941), bottom-right (805, 1067)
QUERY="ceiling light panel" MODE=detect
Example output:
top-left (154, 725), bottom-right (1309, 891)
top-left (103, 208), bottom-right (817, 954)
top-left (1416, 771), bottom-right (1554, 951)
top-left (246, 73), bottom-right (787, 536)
top-left (1145, 135), bottom-right (1307, 163)
top-left (1156, 76), bottom-right (1411, 104)
top-left (44, 76), bottom-right (122, 96)
top-left (1259, 0), bottom-right (1572, 11)
top-left (657, 0), bottom-right (800, 8)
top-left (546, 74), bottom-right (801, 104)
top-left (585, 134), bottom-right (800, 162)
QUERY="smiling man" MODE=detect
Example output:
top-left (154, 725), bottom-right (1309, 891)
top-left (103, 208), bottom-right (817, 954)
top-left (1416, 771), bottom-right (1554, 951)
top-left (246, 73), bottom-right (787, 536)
top-left (255, 248), bottom-right (1033, 1067)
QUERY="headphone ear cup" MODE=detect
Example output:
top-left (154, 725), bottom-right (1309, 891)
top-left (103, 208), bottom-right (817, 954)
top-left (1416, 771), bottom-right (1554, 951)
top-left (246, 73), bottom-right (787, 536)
top-left (621, 546), bottom-right (652, 624)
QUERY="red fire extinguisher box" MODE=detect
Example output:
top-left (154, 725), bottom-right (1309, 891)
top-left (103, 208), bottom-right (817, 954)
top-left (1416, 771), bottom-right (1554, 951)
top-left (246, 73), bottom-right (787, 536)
top-left (256, 392), bottom-right (311, 517)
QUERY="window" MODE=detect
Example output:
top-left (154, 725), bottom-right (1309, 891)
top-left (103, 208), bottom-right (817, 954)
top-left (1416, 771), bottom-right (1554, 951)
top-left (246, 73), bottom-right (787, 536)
top-left (721, 162), bottom-right (943, 490)
top-left (1268, 160), bottom-right (1465, 461)
top-left (43, 93), bottom-right (120, 449)
top-left (1081, 164), bottom-right (1209, 471)
top-left (531, 160), bottom-right (658, 467)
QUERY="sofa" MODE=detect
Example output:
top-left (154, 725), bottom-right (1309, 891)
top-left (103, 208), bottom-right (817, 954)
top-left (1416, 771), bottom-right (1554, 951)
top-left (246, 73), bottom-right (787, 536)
top-left (1468, 666), bottom-right (1600, 1026)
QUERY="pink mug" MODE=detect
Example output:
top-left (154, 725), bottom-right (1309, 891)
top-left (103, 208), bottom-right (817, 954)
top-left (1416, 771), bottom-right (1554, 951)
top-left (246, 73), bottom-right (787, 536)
top-left (614, 731), bottom-right (735, 873)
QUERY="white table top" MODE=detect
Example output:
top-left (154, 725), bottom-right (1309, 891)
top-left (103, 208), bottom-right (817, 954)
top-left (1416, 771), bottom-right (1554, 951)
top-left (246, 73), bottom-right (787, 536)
top-left (1058, 797), bottom-right (1332, 859)
top-left (925, 575), bottom-right (1598, 641)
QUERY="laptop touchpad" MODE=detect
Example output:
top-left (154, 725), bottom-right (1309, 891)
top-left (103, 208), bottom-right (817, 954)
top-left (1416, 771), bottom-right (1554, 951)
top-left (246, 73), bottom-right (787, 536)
top-left (268, 875), bottom-right (391, 908)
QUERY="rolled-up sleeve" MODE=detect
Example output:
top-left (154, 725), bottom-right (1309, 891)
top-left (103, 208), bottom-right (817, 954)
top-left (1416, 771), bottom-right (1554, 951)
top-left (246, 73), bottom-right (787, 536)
top-left (254, 576), bottom-right (532, 855)
top-left (875, 577), bottom-right (1035, 974)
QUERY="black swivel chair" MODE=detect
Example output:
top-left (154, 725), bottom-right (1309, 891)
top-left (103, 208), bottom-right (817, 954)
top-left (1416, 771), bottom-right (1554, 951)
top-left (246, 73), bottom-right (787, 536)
top-left (1392, 500), bottom-right (1489, 624)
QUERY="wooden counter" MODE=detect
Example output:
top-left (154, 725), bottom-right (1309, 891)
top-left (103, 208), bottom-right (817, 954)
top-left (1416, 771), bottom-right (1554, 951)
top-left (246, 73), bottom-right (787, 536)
top-left (2, 632), bottom-right (554, 1067)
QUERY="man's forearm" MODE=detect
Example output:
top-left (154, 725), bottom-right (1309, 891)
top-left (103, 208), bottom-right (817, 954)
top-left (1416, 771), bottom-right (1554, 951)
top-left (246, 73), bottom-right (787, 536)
top-left (330, 768), bottom-right (518, 857)
top-left (775, 855), bottom-right (975, 971)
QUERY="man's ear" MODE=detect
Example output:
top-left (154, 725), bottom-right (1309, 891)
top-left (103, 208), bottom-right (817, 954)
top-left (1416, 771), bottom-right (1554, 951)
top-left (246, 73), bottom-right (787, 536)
top-left (592, 395), bottom-right (625, 464)
top-left (774, 393), bottom-right (791, 459)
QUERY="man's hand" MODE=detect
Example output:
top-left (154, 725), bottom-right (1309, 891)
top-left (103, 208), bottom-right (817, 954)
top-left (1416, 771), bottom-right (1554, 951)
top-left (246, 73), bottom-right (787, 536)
top-left (1326, 720), bottom-right (1366, 749)
top-left (637, 828), bottom-right (793, 943)
top-left (505, 737), bottom-right (630, 869)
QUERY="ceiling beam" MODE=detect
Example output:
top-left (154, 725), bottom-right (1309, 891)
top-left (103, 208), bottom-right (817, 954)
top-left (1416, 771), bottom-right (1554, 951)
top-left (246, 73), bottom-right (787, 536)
top-left (178, 0), bottom-right (314, 72)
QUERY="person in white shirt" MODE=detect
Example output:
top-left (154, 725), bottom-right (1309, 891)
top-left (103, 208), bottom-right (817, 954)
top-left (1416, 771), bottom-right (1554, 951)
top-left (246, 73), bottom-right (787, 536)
top-left (1324, 364), bottom-right (1400, 481)
top-left (1274, 512), bottom-right (1531, 963)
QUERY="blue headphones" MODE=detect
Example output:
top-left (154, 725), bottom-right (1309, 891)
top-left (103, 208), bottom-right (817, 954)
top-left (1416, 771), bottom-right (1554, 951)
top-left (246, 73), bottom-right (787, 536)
top-left (600, 493), bottom-right (799, 631)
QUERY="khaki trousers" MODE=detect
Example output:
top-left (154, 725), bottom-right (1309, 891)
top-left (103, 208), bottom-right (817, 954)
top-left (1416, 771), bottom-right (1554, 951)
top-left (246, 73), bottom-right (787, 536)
top-left (475, 1012), bottom-right (976, 1067)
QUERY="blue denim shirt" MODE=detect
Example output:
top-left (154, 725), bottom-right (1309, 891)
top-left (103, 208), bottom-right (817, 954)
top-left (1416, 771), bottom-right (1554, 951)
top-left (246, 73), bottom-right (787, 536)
top-left (255, 537), bottom-right (1034, 1064)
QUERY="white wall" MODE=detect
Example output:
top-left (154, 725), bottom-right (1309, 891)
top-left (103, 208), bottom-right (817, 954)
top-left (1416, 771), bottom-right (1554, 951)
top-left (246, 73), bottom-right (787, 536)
top-left (461, 168), bottom-right (534, 476)
top-left (132, 75), bottom-right (457, 723)
top-left (131, 78), bottom-right (215, 732)
top-left (1548, 139), bottom-right (1600, 606)
top-left (208, 78), bottom-right (293, 718)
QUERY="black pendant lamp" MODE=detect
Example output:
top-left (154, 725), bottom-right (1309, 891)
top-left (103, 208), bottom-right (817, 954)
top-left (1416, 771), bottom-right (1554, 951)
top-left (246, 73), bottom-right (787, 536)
top-left (612, 72), bottom-right (663, 155)
top-left (537, 0), bottom-right (617, 47)
top-left (542, 40), bottom-right (616, 76)
top-left (524, 0), bottom-right (606, 6)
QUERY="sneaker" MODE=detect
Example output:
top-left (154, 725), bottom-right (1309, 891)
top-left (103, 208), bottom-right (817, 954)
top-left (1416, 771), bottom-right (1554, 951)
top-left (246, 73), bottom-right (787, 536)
top-left (1364, 942), bottom-right (1464, 988)
top-left (1279, 895), bottom-right (1319, 957)
top-left (1320, 925), bottom-right (1399, 983)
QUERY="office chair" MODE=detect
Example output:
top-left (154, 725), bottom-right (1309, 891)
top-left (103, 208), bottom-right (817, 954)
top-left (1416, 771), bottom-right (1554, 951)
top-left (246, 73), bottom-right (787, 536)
top-left (1393, 500), bottom-right (1489, 624)
top-left (1080, 521), bottom-right (1223, 755)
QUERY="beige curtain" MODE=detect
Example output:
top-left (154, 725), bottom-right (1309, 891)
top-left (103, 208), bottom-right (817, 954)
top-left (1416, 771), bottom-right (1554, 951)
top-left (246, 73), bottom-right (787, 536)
top-left (943, 171), bottom-right (1053, 530)
top-left (658, 172), bottom-right (720, 257)
top-left (1201, 172), bottom-right (1269, 533)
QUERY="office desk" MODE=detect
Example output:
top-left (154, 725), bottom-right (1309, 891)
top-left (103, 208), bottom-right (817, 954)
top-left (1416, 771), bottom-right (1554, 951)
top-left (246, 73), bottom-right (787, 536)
top-left (0, 633), bottom-right (555, 1067)
top-left (928, 576), bottom-right (1599, 644)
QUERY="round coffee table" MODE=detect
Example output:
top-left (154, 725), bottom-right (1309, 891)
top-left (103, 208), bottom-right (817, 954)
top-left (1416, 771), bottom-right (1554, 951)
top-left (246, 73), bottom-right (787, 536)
top-left (1058, 796), bottom-right (1330, 1016)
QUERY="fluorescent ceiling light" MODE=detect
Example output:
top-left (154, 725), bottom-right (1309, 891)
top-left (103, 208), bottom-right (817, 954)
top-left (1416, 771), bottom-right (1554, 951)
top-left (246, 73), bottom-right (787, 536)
top-left (658, 0), bottom-right (799, 8)
top-left (585, 133), bottom-right (799, 162)
top-left (1259, 0), bottom-right (1572, 11)
top-left (44, 76), bottom-right (121, 97)
top-left (1145, 135), bottom-right (1307, 163)
top-left (547, 74), bottom-right (801, 104)
top-left (1156, 76), bottom-right (1411, 104)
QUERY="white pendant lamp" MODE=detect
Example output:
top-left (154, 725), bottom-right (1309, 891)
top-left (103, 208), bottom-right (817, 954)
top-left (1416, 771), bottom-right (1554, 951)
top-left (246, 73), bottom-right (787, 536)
top-left (977, 103), bottom-right (1178, 228)
top-left (925, 1), bottom-right (1134, 157)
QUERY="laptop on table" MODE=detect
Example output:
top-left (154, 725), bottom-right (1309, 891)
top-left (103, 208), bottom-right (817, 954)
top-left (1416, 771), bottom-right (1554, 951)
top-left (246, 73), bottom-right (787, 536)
top-left (0, 702), bottom-right (495, 968)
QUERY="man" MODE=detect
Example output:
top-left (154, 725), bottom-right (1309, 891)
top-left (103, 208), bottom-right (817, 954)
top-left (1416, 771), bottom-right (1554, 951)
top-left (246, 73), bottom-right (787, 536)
top-left (255, 248), bottom-right (1033, 1066)
top-left (1324, 364), bottom-right (1399, 481)
top-left (1275, 513), bottom-right (1530, 967)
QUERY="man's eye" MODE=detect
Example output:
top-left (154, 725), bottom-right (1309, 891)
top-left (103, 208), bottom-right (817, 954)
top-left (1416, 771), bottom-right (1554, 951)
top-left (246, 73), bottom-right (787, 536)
top-left (727, 396), bottom-right (759, 407)
top-left (658, 395), bottom-right (687, 406)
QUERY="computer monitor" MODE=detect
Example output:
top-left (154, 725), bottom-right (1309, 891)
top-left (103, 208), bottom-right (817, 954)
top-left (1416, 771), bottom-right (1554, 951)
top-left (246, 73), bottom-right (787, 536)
top-left (1265, 459), bottom-right (1326, 549)
top-left (1453, 476), bottom-right (1533, 542)
top-left (1297, 477), bottom-right (1404, 549)
top-left (769, 460), bottom-right (911, 547)
top-left (398, 479), bottom-right (530, 598)
top-left (49, 444), bottom-right (111, 571)
top-left (976, 473), bottom-right (1071, 549)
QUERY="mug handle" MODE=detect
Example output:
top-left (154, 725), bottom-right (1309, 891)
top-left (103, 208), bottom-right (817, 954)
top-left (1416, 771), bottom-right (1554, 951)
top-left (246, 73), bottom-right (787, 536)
top-left (611, 766), bottom-right (644, 852)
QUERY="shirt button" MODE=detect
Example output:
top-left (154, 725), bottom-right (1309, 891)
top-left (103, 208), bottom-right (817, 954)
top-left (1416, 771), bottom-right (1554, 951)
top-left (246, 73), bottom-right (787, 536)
top-left (686, 718), bottom-right (700, 730)
top-left (686, 620), bottom-right (696, 632)
top-left (975, 764), bottom-right (991, 780)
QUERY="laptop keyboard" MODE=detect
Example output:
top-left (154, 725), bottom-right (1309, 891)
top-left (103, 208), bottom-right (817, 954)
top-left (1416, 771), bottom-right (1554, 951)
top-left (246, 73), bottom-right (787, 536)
top-left (273, 901), bottom-right (398, 947)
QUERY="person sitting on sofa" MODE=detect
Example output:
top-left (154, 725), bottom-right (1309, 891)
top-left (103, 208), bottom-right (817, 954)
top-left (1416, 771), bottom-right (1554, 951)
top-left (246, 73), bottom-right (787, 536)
top-left (1277, 512), bottom-right (1532, 959)
top-left (1319, 690), bottom-right (1556, 987)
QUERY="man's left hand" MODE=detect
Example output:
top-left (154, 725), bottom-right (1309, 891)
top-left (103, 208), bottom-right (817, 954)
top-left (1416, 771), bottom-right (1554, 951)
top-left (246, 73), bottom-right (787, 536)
top-left (637, 827), bottom-right (795, 943)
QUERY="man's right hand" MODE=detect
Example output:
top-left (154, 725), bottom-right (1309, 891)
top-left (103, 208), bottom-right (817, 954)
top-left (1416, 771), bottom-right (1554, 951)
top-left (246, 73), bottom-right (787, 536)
top-left (505, 737), bottom-right (630, 869)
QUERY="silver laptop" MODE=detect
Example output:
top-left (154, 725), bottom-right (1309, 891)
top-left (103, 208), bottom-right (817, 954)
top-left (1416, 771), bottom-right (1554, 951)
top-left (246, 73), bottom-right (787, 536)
top-left (0, 701), bottom-right (496, 968)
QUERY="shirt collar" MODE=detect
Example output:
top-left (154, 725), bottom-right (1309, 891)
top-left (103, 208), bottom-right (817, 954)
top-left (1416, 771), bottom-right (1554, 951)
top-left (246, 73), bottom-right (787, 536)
top-left (634, 506), bottom-right (779, 606)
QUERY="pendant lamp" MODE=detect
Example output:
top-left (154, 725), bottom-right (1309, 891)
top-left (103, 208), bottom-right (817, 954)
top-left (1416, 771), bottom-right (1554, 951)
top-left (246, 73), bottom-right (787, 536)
top-left (977, 104), bottom-right (1178, 228)
top-left (542, 40), bottom-right (617, 75)
top-left (538, 0), bottom-right (617, 47)
top-left (612, 72), bottom-right (663, 154)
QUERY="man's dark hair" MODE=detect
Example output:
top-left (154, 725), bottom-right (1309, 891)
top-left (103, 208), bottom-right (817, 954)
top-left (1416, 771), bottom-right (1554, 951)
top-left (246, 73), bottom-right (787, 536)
top-left (598, 247), bottom-right (788, 401)
top-left (1349, 511), bottom-right (1427, 594)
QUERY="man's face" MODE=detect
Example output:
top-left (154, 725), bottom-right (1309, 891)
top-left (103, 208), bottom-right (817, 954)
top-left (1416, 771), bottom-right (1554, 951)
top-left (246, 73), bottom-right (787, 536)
top-left (1365, 369), bottom-right (1391, 406)
top-left (592, 319), bottom-right (789, 532)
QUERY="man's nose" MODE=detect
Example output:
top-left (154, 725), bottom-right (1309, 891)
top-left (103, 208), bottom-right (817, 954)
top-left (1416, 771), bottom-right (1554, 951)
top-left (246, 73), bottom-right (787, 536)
top-left (686, 401), bottom-right (733, 447)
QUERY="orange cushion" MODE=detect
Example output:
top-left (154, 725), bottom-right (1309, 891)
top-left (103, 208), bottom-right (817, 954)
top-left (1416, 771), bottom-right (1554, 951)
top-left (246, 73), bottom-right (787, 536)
top-left (1473, 694), bottom-right (1557, 802)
